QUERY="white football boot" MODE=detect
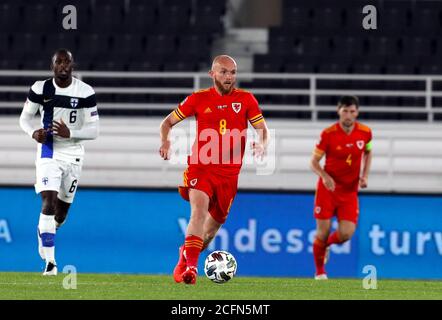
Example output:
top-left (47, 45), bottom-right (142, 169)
top-left (314, 273), bottom-right (328, 280)
top-left (43, 261), bottom-right (58, 276)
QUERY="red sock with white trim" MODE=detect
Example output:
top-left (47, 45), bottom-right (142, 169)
top-left (184, 235), bottom-right (203, 268)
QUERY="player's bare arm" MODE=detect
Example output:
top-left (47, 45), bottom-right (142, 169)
top-left (360, 150), bottom-right (372, 189)
top-left (159, 111), bottom-right (182, 160)
top-left (251, 120), bottom-right (269, 159)
top-left (310, 152), bottom-right (336, 192)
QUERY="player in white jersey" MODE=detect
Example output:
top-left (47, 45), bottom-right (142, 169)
top-left (19, 49), bottom-right (99, 275)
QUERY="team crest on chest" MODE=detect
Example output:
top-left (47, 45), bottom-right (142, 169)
top-left (356, 140), bottom-right (365, 150)
top-left (70, 98), bottom-right (79, 108)
top-left (232, 102), bottom-right (241, 113)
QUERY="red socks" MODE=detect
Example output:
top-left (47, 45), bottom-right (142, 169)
top-left (314, 232), bottom-right (346, 275)
top-left (184, 235), bottom-right (203, 268)
top-left (313, 237), bottom-right (327, 275)
top-left (327, 231), bottom-right (343, 246)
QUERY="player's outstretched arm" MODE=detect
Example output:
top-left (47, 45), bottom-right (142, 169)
top-left (310, 153), bottom-right (335, 191)
top-left (250, 120), bottom-right (269, 159)
top-left (159, 111), bottom-right (181, 160)
top-left (359, 150), bottom-right (372, 188)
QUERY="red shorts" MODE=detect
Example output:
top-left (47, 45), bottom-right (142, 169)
top-left (313, 181), bottom-right (359, 224)
top-left (178, 166), bottom-right (239, 224)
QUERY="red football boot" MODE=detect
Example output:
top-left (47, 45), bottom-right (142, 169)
top-left (173, 245), bottom-right (187, 283)
top-left (182, 266), bottom-right (198, 285)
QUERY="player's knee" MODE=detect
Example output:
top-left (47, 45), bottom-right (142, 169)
top-left (41, 193), bottom-right (57, 214)
top-left (315, 230), bottom-right (330, 242)
top-left (42, 201), bottom-right (56, 215)
top-left (338, 230), bottom-right (354, 242)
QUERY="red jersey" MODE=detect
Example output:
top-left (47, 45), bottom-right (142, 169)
top-left (314, 122), bottom-right (372, 192)
top-left (173, 87), bottom-right (264, 175)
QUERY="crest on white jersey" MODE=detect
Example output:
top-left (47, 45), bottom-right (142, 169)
top-left (190, 179), bottom-right (198, 187)
top-left (232, 103), bottom-right (241, 113)
top-left (70, 98), bottom-right (79, 108)
top-left (356, 140), bottom-right (365, 150)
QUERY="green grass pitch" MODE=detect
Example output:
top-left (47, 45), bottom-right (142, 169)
top-left (0, 272), bottom-right (441, 300)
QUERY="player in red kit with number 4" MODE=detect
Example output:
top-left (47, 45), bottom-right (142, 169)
top-left (310, 96), bottom-right (372, 280)
top-left (159, 55), bottom-right (269, 284)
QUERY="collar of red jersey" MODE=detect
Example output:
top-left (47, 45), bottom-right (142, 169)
top-left (337, 121), bottom-right (359, 135)
top-left (211, 86), bottom-right (236, 97)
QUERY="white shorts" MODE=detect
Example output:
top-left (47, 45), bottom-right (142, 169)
top-left (35, 158), bottom-right (82, 204)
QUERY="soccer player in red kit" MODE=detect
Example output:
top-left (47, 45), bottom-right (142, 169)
top-left (310, 96), bottom-right (372, 280)
top-left (159, 55), bottom-right (269, 284)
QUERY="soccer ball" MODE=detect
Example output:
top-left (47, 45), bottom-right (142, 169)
top-left (204, 250), bottom-right (237, 284)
